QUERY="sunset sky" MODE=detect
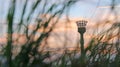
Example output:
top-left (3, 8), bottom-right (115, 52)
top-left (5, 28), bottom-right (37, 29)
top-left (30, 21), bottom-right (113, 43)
top-left (0, 0), bottom-right (120, 50)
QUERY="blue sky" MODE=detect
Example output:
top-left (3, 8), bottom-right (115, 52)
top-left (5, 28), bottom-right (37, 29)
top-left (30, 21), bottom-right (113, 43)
top-left (0, 0), bottom-right (120, 22)
top-left (69, 0), bottom-right (112, 19)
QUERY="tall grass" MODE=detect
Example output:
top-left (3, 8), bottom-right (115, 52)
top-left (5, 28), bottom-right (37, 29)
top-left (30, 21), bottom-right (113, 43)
top-left (0, 0), bottom-right (120, 67)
